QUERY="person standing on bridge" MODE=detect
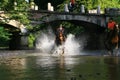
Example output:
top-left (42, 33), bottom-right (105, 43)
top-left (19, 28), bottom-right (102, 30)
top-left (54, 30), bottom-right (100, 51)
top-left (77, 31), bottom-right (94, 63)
top-left (68, 0), bottom-right (75, 12)
top-left (70, 0), bottom-right (75, 8)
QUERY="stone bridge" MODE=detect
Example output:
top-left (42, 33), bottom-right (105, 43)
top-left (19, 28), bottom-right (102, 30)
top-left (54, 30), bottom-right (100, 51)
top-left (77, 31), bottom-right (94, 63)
top-left (29, 10), bottom-right (118, 28)
top-left (0, 9), bottom-right (119, 50)
top-left (29, 10), bottom-right (120, 50)
top-left (0, 11), bottom-right (27, 50)
top-left (0, 11), bottom-right (26, 33)
top-left (1, 10), bottom-right (119, 29)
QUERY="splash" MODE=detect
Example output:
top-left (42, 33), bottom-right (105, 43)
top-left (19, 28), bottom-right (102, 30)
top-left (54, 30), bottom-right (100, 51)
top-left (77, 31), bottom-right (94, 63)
top-left (36, 31), bottom-right (84, 56)
top-left (36, 30), bottom-right (55, 53)
top-left (64, 34), bottom-right (81, 55)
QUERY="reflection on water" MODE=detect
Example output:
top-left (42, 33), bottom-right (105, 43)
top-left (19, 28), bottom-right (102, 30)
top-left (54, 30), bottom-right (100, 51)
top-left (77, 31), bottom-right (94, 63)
top-left (0, 53), bottom-right (120, 80)
top-left (104, 57), bottom-right (120, 80)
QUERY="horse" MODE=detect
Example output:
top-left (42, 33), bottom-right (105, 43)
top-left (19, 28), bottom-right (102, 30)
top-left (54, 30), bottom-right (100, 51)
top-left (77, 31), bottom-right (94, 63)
top-left (55, 31), bottom-right (66, 55)
top-left (55, 30), bottom-right (66, 45)
top-left (104, 25), bottom-right (119, 56)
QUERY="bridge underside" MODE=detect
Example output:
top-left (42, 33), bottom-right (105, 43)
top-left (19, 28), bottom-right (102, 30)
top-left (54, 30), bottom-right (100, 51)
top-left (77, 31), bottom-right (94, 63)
top-left (0, 24), bottom-right (21, 49)
top-left (44, 20), bottom-right (106, 33)
top-left (0, 23), bottom-right (19, 32)
top-left (69, 20), bottom-right (106, 32)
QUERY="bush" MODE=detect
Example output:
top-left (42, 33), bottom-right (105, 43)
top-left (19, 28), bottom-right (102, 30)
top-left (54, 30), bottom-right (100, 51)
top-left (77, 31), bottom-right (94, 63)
top-left (0, 26), bottom-right (11, 47)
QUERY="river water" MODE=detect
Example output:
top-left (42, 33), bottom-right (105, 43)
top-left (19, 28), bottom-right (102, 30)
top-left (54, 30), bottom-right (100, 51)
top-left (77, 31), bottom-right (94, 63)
top-left (0, 50), bottom-right (120, 80)
top-left (0, 30), bottom-right (120, 80)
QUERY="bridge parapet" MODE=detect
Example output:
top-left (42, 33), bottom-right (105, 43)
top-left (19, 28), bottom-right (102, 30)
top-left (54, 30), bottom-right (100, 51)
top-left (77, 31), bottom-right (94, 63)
top-left (29, 10), bottom-right (109, 27)
top-left (105, 8), bottom-right (120, 16)
top-left (44, 14), bottom-right (107, 27)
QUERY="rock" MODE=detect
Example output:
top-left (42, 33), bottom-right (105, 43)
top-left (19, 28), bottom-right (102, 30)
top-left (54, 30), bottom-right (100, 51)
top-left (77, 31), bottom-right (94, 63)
top-left (67, 69), bottom-right (71, 72)
top-left (79, 74), bottom-right (82, 78)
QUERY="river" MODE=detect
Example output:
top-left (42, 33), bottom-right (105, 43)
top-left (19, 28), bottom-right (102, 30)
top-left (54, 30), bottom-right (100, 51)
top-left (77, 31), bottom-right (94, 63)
top-left (0, 50), bottom-right (120, 80)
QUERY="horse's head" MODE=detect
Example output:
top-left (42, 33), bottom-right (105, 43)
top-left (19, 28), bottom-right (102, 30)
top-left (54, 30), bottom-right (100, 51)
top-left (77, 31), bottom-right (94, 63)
top-left (110, 25), bottom-right (119, 38)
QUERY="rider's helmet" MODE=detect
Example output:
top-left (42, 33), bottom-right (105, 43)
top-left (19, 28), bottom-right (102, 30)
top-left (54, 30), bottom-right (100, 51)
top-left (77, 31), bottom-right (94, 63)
top-left (109, 17), bottom-right (113, 22)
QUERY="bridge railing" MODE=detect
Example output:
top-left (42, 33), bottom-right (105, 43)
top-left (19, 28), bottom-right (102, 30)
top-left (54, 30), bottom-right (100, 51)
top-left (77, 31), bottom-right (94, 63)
top-left (29, 8), bottom-right (120, 17)
top-left (29, 10), bottom-right (106, 16)
top-left (105, 8), bottom-right (120, 16)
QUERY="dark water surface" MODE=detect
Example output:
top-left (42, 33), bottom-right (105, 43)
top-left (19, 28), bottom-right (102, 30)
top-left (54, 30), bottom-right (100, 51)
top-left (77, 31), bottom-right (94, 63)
top-left (0, 50), bottom-right (120, 80)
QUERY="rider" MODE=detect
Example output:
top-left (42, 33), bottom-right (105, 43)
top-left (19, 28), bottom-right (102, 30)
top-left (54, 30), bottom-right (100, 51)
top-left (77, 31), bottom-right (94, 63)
top-left (55, 24), bottom-right (66, 45)
top-left (57, 24), bottom-right (64, 32)
top-left (107, 18), bottom-right (116, 30)
top-left (107, 18), bottom-right (117, 40)
top-left (57, 24), bottom-right (66, 38)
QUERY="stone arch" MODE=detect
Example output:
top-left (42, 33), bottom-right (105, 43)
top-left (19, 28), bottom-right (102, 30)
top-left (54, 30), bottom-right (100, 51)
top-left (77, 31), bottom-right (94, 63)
top-left (42, 14), bottom-right (107, 28)
top-left (0, 12), bottom-right (26, 33)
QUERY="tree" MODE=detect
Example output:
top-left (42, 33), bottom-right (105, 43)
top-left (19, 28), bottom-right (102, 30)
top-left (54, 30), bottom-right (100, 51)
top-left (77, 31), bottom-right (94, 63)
top-left (57, 0), bottom-right (120, 12)
top-left (0, 0), bottom-right (32, 48)
top-left (0, 0), bottom-right (30, 26)
top-left (0, 26), bottom-right (11, 47)
top-left (34, 0), bottom-right (64, 10)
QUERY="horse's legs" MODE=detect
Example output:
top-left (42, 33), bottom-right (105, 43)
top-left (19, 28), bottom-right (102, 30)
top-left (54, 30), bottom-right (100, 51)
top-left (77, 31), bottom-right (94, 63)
top-left (114, 43), bottom-right (119, 56)
top-left (115, 43), bottom-right (118, 49)
top-left (109, 43), bottom-right (119, 56)
top-left (108, 49), bottom-right (113, 56)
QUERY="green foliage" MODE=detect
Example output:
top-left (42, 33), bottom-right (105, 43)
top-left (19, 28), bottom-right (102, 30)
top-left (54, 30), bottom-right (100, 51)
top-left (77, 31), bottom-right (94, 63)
top-left (9, 1), bottom-right (30, 25)
top-left (0, 0), bottom-right (32, 47)
top-left (28, 33), bottom-right (35, 48)
top-left (0, 26), bottom-right (11, 46)
top-left (0, 0), bottom-right (31, 26)
top-left (114, 16), bottom-right (120, 24)
top-left (57, 0), bottom-right (69, 12)
top-left (61, 22), bottom-right (85, 35)
top-left (71, 26), bottom-right (85, 35)
top-left (0, 0), bottom-right (29, 11)
top-left (34, 0), bottom-right (64, 10)
top-left (0, 0), bottom-right (10, 11)
top-left (57, 0), bottom-right (120, 12)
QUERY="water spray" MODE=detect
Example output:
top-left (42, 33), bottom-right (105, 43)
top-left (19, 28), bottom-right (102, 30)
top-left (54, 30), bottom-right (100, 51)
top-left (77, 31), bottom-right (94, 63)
top-left (36, 29), bottom-right (55, 53)
top-left (36, 30), bottom-right (84, 56)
